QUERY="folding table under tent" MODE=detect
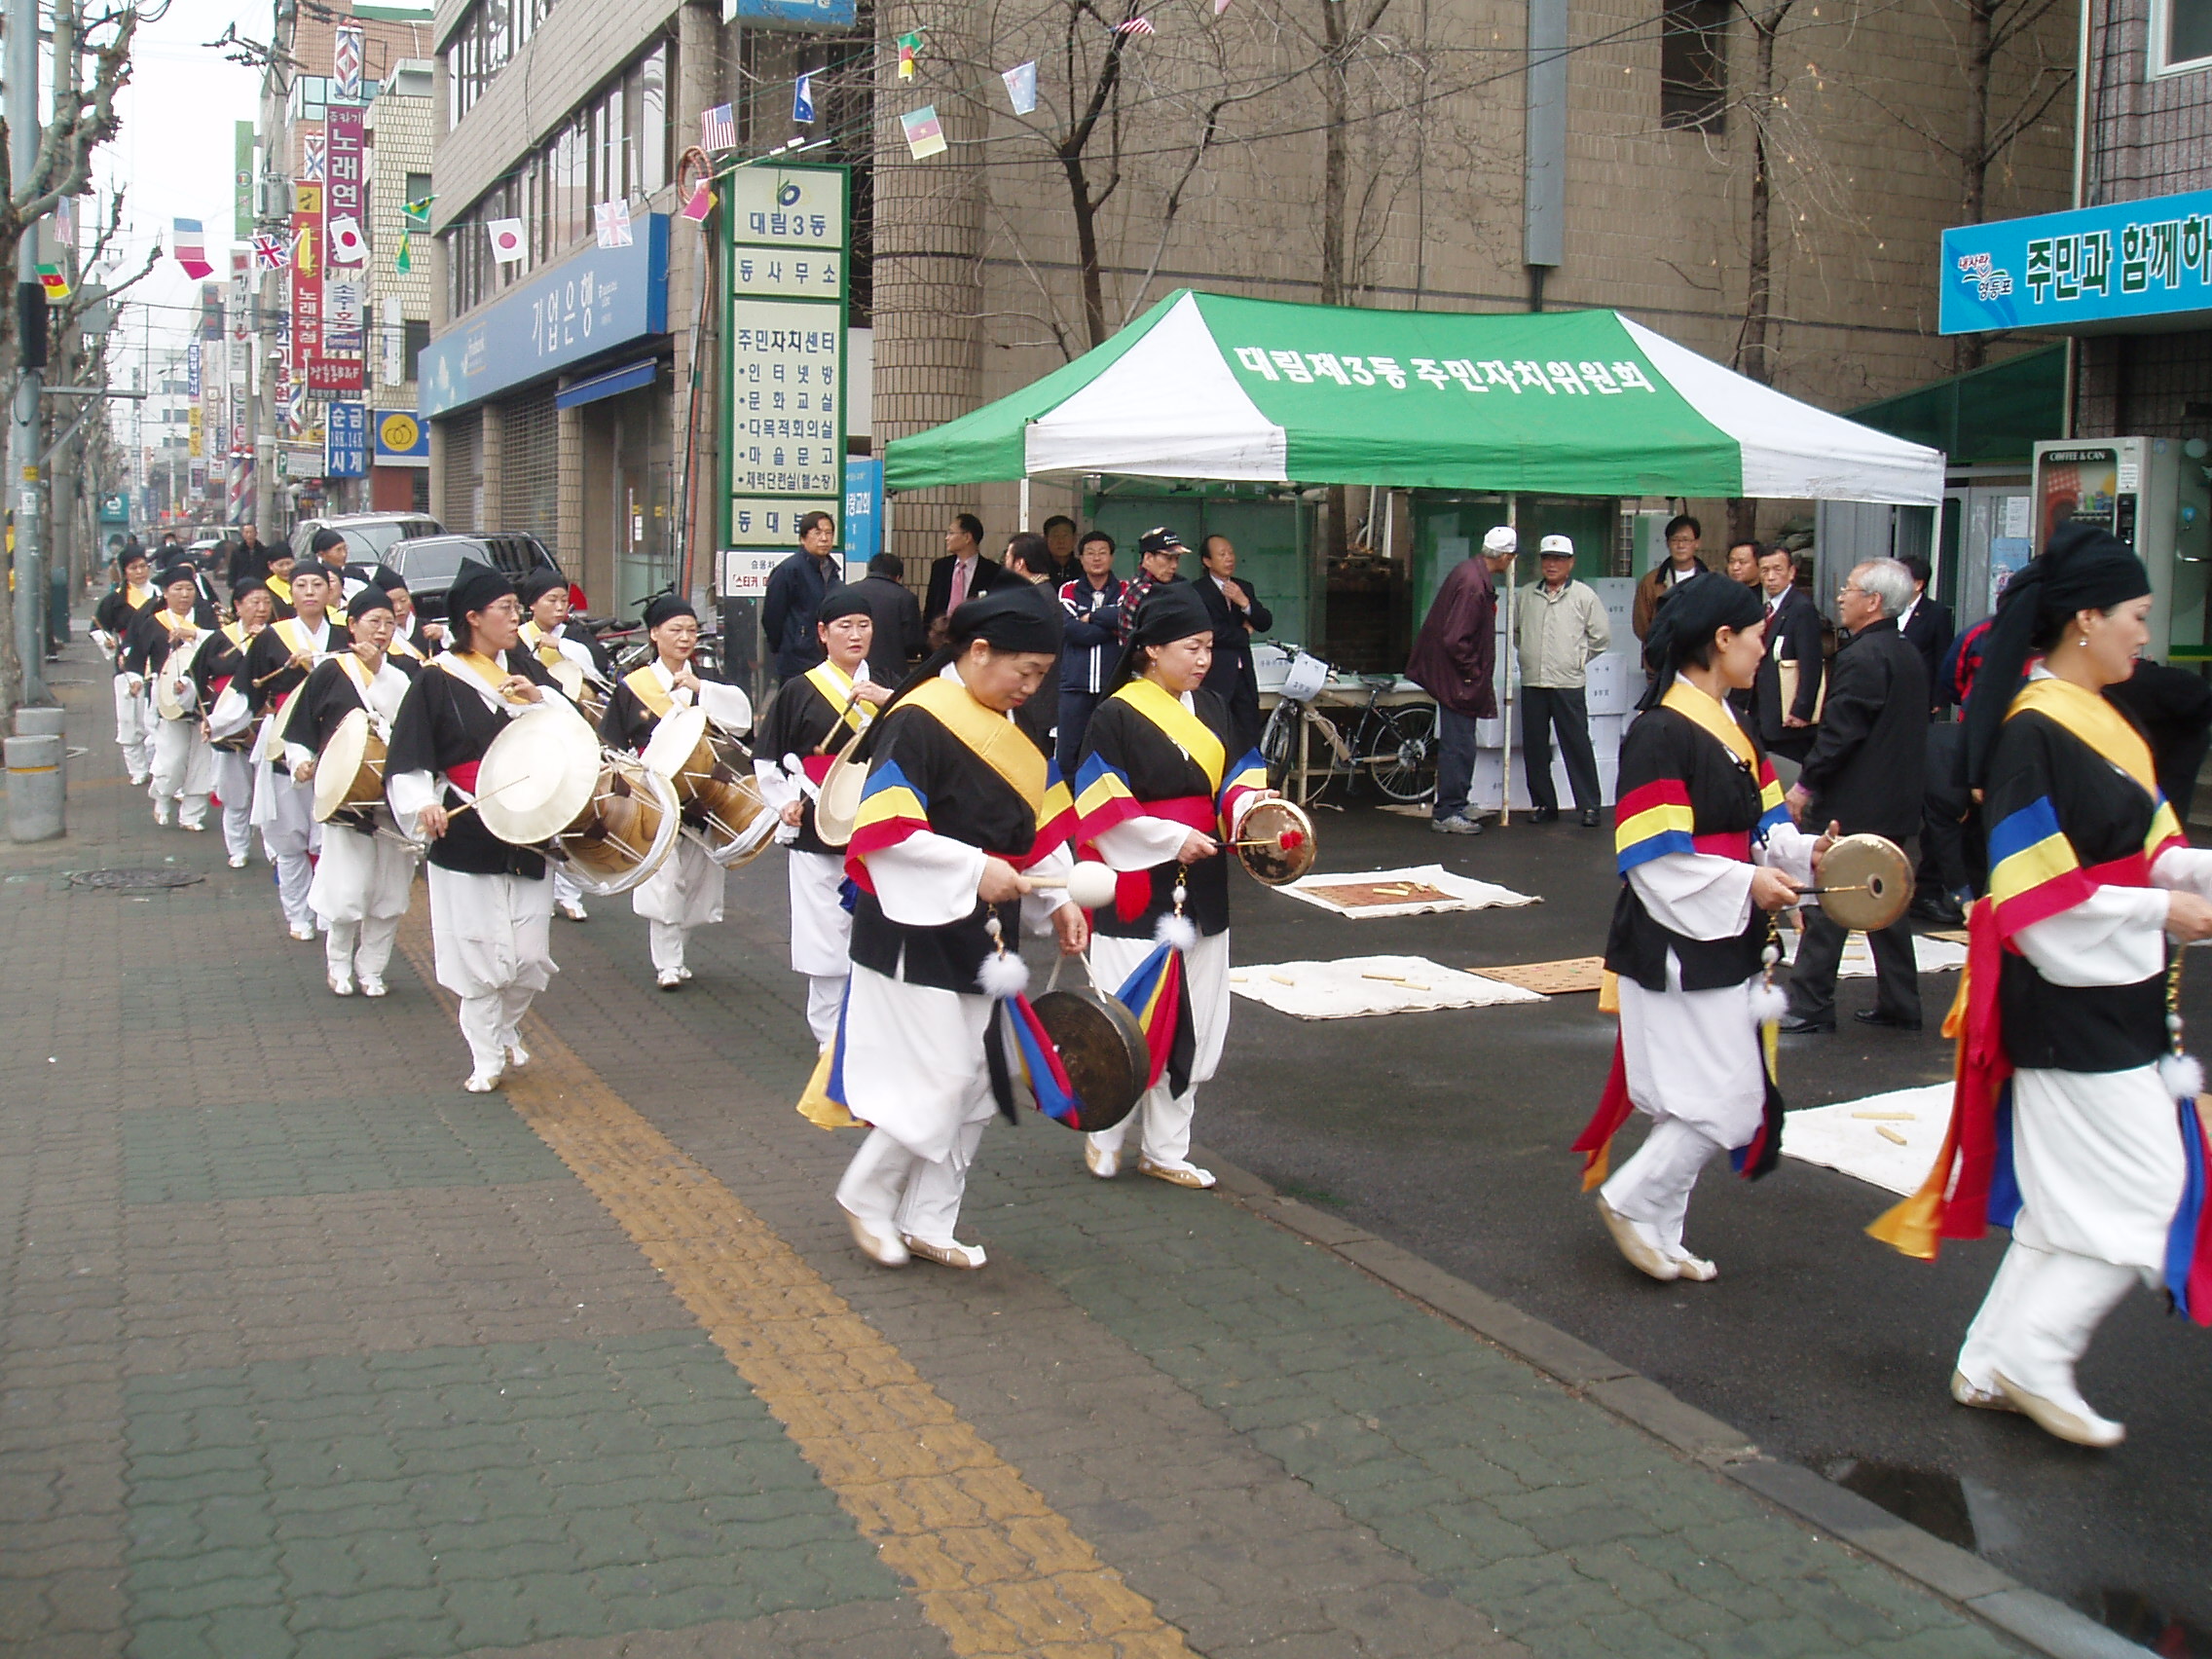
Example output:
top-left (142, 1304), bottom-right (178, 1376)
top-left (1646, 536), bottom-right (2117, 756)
top-left (881, 288), bottom-right (1946, 818)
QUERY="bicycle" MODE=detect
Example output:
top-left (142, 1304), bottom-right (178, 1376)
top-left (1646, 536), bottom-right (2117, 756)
top-left (1259, 648), bottom-right (1437, 806)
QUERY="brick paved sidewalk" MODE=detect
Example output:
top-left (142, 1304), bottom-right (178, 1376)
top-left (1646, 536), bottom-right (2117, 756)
top-left (1, 643), bottom-right (2024, 1659)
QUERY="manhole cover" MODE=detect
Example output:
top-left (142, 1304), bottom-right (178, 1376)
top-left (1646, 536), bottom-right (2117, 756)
top-left (68, 868), bottom-right (205, 891)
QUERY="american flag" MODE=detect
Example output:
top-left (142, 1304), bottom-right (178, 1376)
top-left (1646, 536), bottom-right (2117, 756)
top-left (1115, 15), bottom-right (1156, 34)
top-left (250, 233), bottom-right (288, 272)
top-left (700, 103), bottom-right (736, 152)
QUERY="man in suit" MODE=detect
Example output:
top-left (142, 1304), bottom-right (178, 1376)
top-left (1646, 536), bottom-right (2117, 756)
top-left (1896, 555), bottom-right (1955, 715)
top-left (1195, 534), bottom-right (1273, 753)
top-left (923, 514), bottom-right (1003, 647)
top-left (1780, 558), bottom-right (1929, 1035)
top-left (1751, 545), bottom-right (1824, 765)
top-left (849, 552), bottom-right (925, 688)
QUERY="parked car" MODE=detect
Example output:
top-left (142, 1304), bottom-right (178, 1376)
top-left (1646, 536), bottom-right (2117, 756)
top-left (384, 532), bottom-right (574, 623)
top-left (290, 512), bottom-right (444, 570)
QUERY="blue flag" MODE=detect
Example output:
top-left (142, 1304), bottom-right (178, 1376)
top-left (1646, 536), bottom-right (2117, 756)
top-left (793, 73), bottom-right (816, 124)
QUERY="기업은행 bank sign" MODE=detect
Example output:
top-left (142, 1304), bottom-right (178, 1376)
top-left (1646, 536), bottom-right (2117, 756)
top-left (1940, 188), bottom-right (2212, 335)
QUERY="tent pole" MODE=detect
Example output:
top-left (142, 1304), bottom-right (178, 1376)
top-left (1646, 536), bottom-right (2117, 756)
top-left (1019, 476), bottom-right (1031, 533)
top-left (1496, 494), bottom-right (1518, 827)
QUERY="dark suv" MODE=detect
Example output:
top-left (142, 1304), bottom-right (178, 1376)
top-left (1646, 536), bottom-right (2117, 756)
top-left (385, 532), bottom-right (571, 622)
top-left (290, 513), bottom-right (444, 569)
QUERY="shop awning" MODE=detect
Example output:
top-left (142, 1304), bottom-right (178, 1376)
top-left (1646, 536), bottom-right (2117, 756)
top-left (884, 290), bottom-right (1944, 505)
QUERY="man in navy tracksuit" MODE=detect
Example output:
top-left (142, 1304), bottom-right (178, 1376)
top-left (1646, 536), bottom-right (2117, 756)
top-left (1055, 529), bottom-right (1124, 775)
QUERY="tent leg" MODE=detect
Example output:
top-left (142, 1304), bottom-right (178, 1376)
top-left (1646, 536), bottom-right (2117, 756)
top-left (1498, 494), bottom-right (1517, 828)
top-left (1019, 477), bottom-right (1031, 533)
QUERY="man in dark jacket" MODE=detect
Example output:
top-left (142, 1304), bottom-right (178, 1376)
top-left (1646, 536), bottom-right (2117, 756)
top-left (1897, 555), bottom-right (1955, 715)
top-left (1751, 545), bottom-right (1824, 764)
top-left (1407, 526), bottom-right (1514, 834)
top-left (224, 524), bottom-right (265, 596)
top-left (1196, 534), bottom-right (1273, 754)
top-left (848, 552), bottom-right (924, 688)
top-left (1002, 532), bottom-right (1062, 756)
top-left (761, 510), bottom-right (841, 682)
top-left (1781, 557), bottom-right (1929, 1034)
top-left (1057, 531), bottom-right (1123, 774)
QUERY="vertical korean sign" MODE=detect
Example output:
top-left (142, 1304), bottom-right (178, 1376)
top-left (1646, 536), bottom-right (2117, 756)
top-left (316, 104), bottom-right (366, 393)
top-left (723, 164), bottom-right (849, 553)
top-left (234, 122), bottom-right (255, 241)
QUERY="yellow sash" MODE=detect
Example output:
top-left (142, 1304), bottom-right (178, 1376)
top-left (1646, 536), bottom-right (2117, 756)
top-left (156, 608), bottom-right (199, 638)
top-left (274, 616), bottom-right (328, 657)
top-left (1112, 676), bottom-right (1226, 793)
top-left (266, 572), bottom-right (292, 607)
top-left (1661, 679), bottom-right (1757, 769)
top-left (439, 649), bottom-right (520, 699)
top-left (623, 664), bottom-right (676, 719)
top-left (222, 620), bottom-right (249, 648)
top-left (2009, 675), bottom-right (2158, 799)
top-left (905, 676), bottom-right (1046, 809)
top-left (124, 582), bottom-right (153, 610)
top-left (520, 619), bottom-right (567, 668)
top-left (388, 632), bottom-right (424, 660)
top-left (803, 658), bottom-right (873, 740)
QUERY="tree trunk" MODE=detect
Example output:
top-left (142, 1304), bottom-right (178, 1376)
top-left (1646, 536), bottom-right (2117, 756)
top-left (1064, 153), bottom-right (1110, 350)
top-left (1319, 0), bottom-right (1349, 306)
top-left (1950, 0), bottom-right (1996, 374)
top-left (1735, 6), bottom-right (1785, 387)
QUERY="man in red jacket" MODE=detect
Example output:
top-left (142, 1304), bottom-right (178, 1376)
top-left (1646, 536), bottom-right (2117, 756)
top-left (1408, 526), bottom-right (1517, 833)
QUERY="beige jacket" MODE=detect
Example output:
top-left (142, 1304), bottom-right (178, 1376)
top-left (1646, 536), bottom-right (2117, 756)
top-left (1515, 578), bottom-right (1612, 689)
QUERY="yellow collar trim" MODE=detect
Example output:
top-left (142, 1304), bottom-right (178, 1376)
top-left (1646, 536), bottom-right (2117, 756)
top-left (2009, 675), bottom-right (2159, 799)
top-left (1661, 679), bottom-right (1757, 769)
top-left (905, 675), bottom-right (1046, 808)
top-left (1112, 677), bottom-right (1226, 793)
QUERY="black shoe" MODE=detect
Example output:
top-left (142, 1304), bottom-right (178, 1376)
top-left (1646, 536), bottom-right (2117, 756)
top-left (1853, 1008), bottom-right (1923, 1031)
top-left (1778, 1016), bottom-right (1835, 1035)
top-left (1909, 894), bottom-right (1966, 926)
top-left (1579, 807), bottom-right (1603, 828)
top-left (1528, 806), bottom-right (1558, 824)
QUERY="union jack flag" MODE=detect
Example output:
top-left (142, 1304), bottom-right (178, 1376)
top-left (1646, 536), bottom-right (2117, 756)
top-left (250, 234), bottom-right (288, 271)
top-left (1114, 15), bottom-right (1156, 34)
top-left (700, 103), bottom-right (736, 152)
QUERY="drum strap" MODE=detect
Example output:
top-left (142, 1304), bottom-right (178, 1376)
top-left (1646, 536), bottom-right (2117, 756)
top-left (623, 664), bottom-right (676, 719)
top-left (1113, 679), bottom-right (1225, 793)
top-left (803, 659), bottom-right (873, 742)
top-left (903, 677), bottom-right (1047, 810)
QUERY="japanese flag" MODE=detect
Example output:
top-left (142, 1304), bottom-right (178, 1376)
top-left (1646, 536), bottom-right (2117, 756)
top-left (326, 215), bottom-right (367, 266)
top-left (486, 218), bottom-right (528, 263)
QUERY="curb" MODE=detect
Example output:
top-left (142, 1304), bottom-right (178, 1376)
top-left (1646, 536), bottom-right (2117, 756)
top-left (1196, 1151), bottom-right (2151, 1659)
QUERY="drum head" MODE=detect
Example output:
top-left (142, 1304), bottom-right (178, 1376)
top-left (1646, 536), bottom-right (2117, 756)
top-left (812, 748), bottom-right (867, 848)
top-left (473, 706), bottom-right (603, 844)
top-left (208, 682), bottom-right (252, 741)
top-left (1238, 798), bottom-right (1317, 886)
top-left (155, 670), bottom-right (192, 721)
top-left (554, 758), bottom-right (682, 896)
top-left (1817, 833), bottom-right (1914, 932)
top-left (642, 703), bottom-right (709, 783)
top-left (1031, 987), bottom-right (1148, 1132)
top-left (313, 709), bottom-right (373, 822)
top-left (545, 656), bottom-right (587, 703)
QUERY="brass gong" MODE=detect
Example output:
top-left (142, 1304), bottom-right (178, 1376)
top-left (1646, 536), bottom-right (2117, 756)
top-left (1236, 798), bottom-right (1317, 886)
top-left (1808, 832), bottom-right (1913, 932)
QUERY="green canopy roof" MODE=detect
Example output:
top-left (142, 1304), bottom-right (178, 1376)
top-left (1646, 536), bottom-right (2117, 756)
top-left (884, 290), bottom-right (1943, 505)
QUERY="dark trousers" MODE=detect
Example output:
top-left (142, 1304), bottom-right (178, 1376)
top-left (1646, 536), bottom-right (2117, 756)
top-left (1788, 876), bottom-right (1922, 1026)
top-left (1434, 707), bottom-right (1480, 821)
top-left (1520, 685), bottom-right (1601, 812)
top-left (1916, 722), bottom-right (1972, 900)
top-left (1056, 691), bottom-right (1100, 777)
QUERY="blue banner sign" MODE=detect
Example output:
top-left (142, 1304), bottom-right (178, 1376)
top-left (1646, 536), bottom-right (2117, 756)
top-left (1941, 188), bottom-right (2212, 335)
top-left (325, 401), bottom-right (368, 478)
top-left (843, 456), bottom-right (881, 566)
top-left (418, 214), bottom-right (670, 416)
top-left (723, 0), bottom-right (857, 30)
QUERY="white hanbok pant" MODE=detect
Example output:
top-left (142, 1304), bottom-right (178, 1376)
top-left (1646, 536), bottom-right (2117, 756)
top-left (1600, 963), bottom-right (1767, 1259)
top-left (631, 835), bottom-right (725, 974)
top-left (310, 822), bottom-right (418, 982)
top-left (211, 748), bottom-right (256, 862)
top-left (149, 716), bottom-right (214, 827)
top-left (113, 677), bottom-right (152, 780)
top-left (1957, 1064), bottom-right (2188, 1398)
top-left (251, 763), bottom-right (322, 932)
top-left (427, 864), bottom-right (556, 1076)
top-left (833, 963), bottom-right (999, 1248)
top-left (1085, 929), bottom-right (1233, 1173)
top-left (789, 848), bottom-right (853, 1047)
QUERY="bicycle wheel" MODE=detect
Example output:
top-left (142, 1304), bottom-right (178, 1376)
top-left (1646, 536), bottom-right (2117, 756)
top-left (1259, 699), bottom-right (1300, 791)
top-left (1368, 703), bottom-right (1438, 803)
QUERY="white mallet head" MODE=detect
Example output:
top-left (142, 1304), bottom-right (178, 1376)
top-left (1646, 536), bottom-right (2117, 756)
top-left (1063, 863), bottom-right (1119, 911)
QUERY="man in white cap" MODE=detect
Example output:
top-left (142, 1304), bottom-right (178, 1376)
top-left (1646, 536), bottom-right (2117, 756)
top-left (1515, 535), bottom-right (1612, 827)
top-left (1408, 526), bottom-right (1516, 833)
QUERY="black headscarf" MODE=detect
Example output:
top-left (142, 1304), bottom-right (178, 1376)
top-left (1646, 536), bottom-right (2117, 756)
top-left (1963, 521), bottom-right (2152, 789)
top-left (157, 565), bottom-right (200, 595)
top-left (816, 587), bottom-right (871, 626)
top-left (518, 568), bottom-right (569, 607)
top-left (347, 585), bottom-right (396, 621)
top-left (1636, 570), bottom-right (1766, 711)
top-left (1106, 578), bottom-right (1213, 692)
top-left (643, 593), bottom-right (696, 630)
top-left (446, 559), bottom-right (515, 623)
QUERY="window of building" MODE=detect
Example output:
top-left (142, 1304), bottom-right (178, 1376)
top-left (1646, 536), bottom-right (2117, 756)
top-left (404, 319), bottom-right (431, 370)
top-left (1660, 0), bottom-right (1729, 132)
top-left (445, 0), bottom-right (565, 124)
top-left (2157, 0), bottom-right (2212, 71)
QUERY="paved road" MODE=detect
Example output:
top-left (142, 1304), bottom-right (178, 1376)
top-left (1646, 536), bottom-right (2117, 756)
top-left (1197, 801), bottom-right (2212, 1655)
top-left (0, 644), bottom-right (2036, 1659)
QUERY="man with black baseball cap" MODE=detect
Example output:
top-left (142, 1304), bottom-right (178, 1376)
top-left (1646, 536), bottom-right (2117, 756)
top-left (1118, 528), bottom-right (1189, 644)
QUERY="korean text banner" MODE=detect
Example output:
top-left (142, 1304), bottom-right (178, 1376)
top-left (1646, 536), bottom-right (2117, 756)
top-left (1940, 187), bottom-right (2212, 336)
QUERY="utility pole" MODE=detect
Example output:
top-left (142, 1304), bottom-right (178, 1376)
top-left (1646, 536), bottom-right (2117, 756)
top-left (9, 0), bottom-right (48, 701)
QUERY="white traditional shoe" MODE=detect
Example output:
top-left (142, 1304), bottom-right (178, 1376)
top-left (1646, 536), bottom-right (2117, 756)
top-left (678, 965), bottom-right (693, 981)
top-left (1993, 1372), bottom-right (2125, 1448)
top-left (180, 821), bottom-right (206, 833)
top-left (228, 853), bottom-right (248, 869)
top-left (1949, 1370), bottom-right (2018, 1413)
top-left (288, 924), bottom-right (317, 942)
top-left (557, 899), bottom-right (589, 921)
top-left (1596, 1196), bottom-right (1681, 1282)
top-left (129, 771), bottom-right (149, 787)
top-left (358, 977), bottom-right (387, 998)
top-left (1085, 1143), bottom-right (1121, 1179)
top-left (1138, 1157), bottom-right (1215, 1189)
top-left (152, 801), bottom-right (172, 827)
top-left (505, 1043), bottom-right (532, 1070)
top-left (463, 1065), bottom-right (505, 1093)
top-left (1670, 1251), bottom-right (1718, 1282)
top-left (328, 974), bottom-right (355, 997)
top-left (841, 1206), bottom-right (910, 1267)
top-left (903, 1235), bottom-right (987, 1270)
top-left (657, 969), bottom-right (684, 990)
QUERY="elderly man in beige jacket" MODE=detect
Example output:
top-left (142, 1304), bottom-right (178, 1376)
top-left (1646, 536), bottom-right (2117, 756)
top-left (1515, 535), bottom-right (1613, 826)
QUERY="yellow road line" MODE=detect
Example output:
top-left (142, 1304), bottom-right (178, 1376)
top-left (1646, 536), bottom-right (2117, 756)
top-left (396, 920), bottom-right (1193, 1658)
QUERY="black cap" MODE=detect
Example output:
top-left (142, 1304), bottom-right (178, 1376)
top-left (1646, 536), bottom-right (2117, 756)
top-left (158, 565), bottom-right (199, 592)
top-left (347, 585), bottom-right (397, 621)
top-left (1137, 527), bottom-right (1188, 557)
top-left (311, 528), bottom-right (348, 555)
top-left (1107, 580), bottom-right (1213, 689)
top-left (446, 560), bottom-right (515, 621)
top-left (817, 588), bottom-right (871, 626)
top-left (643, 593), bottom-right (696, 630)
top-left (517, 568), bottom-right (568, 606)
top-left (947, 585), bottom-right (1060, 655)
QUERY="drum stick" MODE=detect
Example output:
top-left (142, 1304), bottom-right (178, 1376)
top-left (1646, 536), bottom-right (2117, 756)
top-left (1795, 883), bottom-right (1872, 899)
top-left (444, 774), bottom-right (535, 822)
top-left (810, 686), bottom-right (871, 754)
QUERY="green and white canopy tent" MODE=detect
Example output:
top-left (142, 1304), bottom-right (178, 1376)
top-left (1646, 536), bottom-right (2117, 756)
top-left (883, 289), bottom-right (1944, 505)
